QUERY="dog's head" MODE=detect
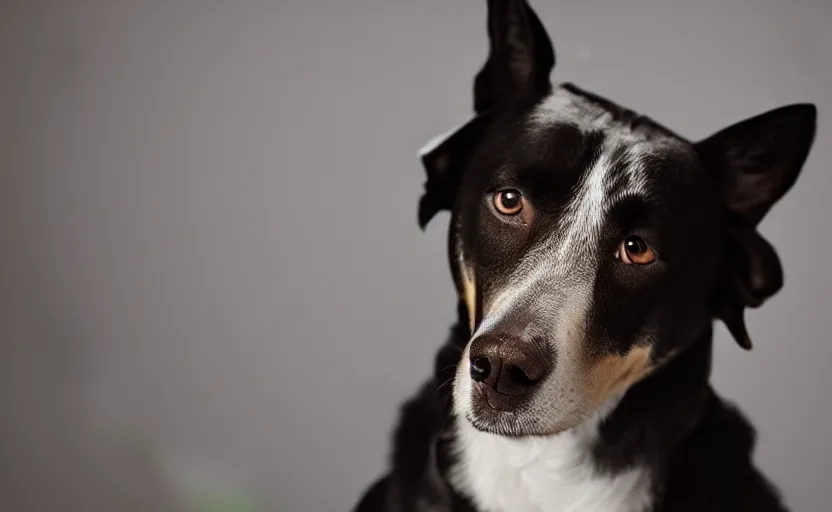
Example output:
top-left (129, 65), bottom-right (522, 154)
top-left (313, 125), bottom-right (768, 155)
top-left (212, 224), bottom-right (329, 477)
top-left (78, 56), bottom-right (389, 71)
top-left (418, 0), bottom-right (816, 436)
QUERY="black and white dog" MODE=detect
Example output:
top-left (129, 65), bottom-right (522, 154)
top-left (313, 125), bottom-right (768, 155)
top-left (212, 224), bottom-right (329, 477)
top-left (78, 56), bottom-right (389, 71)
top-left (353, 1), bottom-right (816, 510)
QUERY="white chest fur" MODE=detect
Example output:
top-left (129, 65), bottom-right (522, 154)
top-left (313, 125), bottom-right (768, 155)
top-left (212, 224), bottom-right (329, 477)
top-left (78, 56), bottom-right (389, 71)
top-left (450, 420), bottom-right (653, 512)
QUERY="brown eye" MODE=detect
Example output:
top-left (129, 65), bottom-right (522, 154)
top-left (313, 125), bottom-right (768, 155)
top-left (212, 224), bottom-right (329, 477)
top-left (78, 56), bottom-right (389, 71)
top-left (617, 235), bottom-right (656, 265)
top-left (494, 189), bottom-right (523, 215)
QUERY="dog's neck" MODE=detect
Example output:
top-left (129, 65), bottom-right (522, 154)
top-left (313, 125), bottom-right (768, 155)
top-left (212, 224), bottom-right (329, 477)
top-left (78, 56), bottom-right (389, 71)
top-left (590, 329), bottom-right (713, 475)
top-left (433, 301), bottom-right (715, 511)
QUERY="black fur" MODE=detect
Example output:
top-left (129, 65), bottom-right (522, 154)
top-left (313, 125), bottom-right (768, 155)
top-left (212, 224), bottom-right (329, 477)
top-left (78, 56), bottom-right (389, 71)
top-left (353, 1), bottom-right (815, 510)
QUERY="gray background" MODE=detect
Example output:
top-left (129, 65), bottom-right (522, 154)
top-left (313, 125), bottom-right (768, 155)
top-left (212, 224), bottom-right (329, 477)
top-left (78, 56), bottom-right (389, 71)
top-left (2, 0), bottom-right (830, 510)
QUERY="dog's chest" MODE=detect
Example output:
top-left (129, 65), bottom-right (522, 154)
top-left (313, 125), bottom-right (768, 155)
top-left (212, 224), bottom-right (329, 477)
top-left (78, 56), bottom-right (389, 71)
top-left (449, 422), bottom-right (653, 512)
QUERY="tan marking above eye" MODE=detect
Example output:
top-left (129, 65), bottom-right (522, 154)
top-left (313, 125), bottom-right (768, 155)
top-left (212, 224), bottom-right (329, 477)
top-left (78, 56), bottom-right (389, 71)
top-left (493, 189), bottom-right (524, 216)
top-left (617, 235), bottom-right (657, 265)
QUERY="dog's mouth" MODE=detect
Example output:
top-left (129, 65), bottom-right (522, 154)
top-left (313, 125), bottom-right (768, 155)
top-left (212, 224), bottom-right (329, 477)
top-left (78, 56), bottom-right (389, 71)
top-left (460, 371), bottom-right (613, 437)
top-left (472, 380), bottom-right (530, 412)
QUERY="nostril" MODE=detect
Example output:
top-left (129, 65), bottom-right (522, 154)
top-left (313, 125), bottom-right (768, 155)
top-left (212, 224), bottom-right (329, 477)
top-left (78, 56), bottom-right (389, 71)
top-left (470, 357), bottom-right (491, 382)
top-left (506, 365), bottom-right (539, 387)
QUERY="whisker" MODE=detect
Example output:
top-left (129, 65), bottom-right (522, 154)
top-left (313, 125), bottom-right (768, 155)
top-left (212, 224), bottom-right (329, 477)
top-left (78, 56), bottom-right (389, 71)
top-left (436, 363), bottom-right (458, 374)
top-left (440, 386), bottom-right (455, 410)
top-left (436, 376), bottom-right (455, 392)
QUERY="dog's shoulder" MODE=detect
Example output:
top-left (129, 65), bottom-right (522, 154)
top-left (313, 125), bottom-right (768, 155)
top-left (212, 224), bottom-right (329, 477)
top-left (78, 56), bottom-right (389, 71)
top-left (657, 389), bottom-right (789, 511)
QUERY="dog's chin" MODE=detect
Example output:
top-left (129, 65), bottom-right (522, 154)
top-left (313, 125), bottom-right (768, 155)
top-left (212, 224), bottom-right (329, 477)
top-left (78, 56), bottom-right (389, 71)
top-left (452, 354), bottom-right (592, 437)
top-left (465, 411), bottom-right (529, 437)
top-left (461, 385), bottom-right (596, 437)
top-left (463, 408), bottom-right (579, 437)
top-left (463, 394), bottom-right (583, 438)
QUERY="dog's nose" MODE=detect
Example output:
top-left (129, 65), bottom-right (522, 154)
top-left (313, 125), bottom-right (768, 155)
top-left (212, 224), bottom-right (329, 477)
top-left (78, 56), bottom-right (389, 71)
top-left (468, 334), bottom-right (550, 396)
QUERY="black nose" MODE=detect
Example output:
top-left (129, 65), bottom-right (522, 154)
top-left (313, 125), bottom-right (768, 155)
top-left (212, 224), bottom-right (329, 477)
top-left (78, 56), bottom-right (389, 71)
top-left (468, 334), bottom-right (550, 396)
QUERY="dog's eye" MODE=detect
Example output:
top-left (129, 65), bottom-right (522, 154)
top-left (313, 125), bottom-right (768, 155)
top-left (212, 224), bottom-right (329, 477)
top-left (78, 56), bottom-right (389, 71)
top-left (493, 189), bottom-right (523, 216)
top-left (617, 235), bottom-right (656, 265)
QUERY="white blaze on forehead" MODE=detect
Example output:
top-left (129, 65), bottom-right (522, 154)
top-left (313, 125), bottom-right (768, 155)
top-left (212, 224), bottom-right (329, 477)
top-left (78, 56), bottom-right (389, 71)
top-left (529, 88), bottom-right (665, 257)
top-left (558, 142), bottom-right (654, 253)
top-left (556, 149), bottom-right (616, 257)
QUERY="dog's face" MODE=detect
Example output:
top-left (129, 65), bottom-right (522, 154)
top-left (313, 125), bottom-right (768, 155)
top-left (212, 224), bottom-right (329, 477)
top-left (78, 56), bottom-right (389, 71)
top-left (445, 88), bottom-right (724, 435)
top-left (418, 0), bottom-right (816, 436)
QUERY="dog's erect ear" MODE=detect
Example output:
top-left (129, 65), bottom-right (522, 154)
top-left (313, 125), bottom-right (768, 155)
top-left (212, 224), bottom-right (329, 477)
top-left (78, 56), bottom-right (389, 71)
top-left (417, 0), bottom-right (555, 228)
top-left (697, 104), bottom-right (817, 227)
top-left (474, 0), bottom-right (555, 114)
top-left (696, 104), bottom-right (817, 349)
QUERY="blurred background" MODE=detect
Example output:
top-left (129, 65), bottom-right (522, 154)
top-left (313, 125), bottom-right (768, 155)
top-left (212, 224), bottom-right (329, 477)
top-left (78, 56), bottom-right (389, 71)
top-left (1, 0), bottom-right (830, 510)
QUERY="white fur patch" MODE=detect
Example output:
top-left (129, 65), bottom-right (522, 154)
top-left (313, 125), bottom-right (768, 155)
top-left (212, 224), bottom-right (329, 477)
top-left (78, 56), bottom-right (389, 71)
top-left (451, 418), bottom-right (653, 512)
top-left (528, 88), bottom-right (591, 128)
top-left (557, 149), bottom-right (615, 255)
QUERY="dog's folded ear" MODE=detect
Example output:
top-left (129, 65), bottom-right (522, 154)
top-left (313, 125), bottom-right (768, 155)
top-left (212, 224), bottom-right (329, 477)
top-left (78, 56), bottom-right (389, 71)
top-left (418, 112), bottom-right (495, 229)
top-left (714, 229), bottom-right (785, 350)
top-left (418, 0), bottom-right (556, 228)
top-left (695, 103), bottom-right (817, 349)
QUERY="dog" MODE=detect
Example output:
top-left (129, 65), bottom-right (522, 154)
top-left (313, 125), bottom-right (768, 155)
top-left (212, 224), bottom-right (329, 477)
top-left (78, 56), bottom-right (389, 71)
top-left (352, 1), bottom-right (816, 510)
